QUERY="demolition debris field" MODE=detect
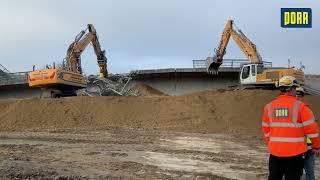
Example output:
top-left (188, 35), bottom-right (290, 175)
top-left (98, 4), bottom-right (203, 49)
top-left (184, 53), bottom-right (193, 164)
top-left (0, 90), bottom-right (319, 179)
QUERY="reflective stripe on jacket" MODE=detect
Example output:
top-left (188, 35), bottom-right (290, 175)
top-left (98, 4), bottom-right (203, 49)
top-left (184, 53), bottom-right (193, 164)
top-left (306, 137), bottom-right (312, 144)
top-left (306, 137), bottom-right (312, 150)
top-left (262, 94), bottom-right (320, 157)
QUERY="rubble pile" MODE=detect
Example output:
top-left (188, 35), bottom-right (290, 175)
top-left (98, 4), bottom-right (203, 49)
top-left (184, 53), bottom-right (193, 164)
top-left (77, 74), bottom-right (137, 96)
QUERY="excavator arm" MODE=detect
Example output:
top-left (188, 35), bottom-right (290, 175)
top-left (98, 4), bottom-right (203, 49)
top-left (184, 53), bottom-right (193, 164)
top-left (206, 20), bottom-right (233, 74)
top-left (88, 24), bottom-right (108, 78)
top-left (206, 20), bottom-right (262, 74)
top-left (66, 24), bottom-right (108, 78)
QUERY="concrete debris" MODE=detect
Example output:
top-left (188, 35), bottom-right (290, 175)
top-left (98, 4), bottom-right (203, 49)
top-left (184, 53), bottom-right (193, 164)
top-left (77, 75), bottom-right (137, 97)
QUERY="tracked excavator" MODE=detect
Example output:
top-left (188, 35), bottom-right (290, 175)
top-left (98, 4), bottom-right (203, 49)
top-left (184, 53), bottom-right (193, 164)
top-left (206, 20), bottom-right (305, 87)
top-left (28, 24), bottom-right (108, 97)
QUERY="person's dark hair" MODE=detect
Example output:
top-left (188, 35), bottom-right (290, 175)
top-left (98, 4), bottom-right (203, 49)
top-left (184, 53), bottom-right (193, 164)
top-left (280, 86), bottom-right (295, 93)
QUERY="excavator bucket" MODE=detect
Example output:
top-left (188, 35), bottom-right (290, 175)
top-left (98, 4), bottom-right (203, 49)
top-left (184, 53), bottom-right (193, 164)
top-left (206, 56), bottom-right (222, 75)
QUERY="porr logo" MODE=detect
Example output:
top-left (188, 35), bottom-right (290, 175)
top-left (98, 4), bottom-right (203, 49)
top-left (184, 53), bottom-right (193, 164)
top-left (281, 8), bottom-right (312, 28)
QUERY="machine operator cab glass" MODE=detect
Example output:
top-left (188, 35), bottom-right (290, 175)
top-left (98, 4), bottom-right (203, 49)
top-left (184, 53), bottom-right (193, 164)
top-left (240, 63), bottom-right (263, 84)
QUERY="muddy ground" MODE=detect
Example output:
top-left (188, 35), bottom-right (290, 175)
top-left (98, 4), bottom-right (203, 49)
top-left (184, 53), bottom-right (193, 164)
top-left (0, 127), bottom-right (318, 180)
top-left (0, 90), bottom-right (319, 179)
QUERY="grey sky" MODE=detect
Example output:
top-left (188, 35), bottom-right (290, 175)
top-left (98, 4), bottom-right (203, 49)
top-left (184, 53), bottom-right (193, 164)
top-left (0, 0), bottom-right (319, 74)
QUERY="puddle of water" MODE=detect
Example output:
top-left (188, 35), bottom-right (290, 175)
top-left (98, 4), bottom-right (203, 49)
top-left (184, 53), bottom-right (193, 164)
top-left (160, 136), bottom-right (221, 153)
top-left (161, 136), bottom-right (268, 161)
top-left (143, 151), bottom-right (261, 180)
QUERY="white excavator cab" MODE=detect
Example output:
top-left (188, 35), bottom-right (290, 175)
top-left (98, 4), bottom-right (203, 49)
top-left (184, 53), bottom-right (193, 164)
top-left (240, 63), bottom-right (260, 85)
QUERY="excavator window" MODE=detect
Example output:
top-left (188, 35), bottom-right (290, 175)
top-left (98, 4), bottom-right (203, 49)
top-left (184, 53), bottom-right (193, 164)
top-left (251, 65), bottom-right (256, 76)
top-left (257, 65), bottom-right (264, 74)
top-left (242, 66), bottom-right (250, 79)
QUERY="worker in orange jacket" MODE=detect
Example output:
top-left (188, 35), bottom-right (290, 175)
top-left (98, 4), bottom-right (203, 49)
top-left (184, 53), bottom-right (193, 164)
top-left (262, 76), bottom-right (320, 180)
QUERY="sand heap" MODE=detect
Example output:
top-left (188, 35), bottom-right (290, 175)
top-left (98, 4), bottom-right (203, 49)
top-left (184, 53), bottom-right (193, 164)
top-left (131, 83), bottom-right (167, 96)
top-left (0, 90), bottom-right (319, 134)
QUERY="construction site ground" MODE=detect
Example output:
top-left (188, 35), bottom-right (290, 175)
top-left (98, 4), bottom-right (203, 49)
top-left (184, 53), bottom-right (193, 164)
top-left (0, 89), bottom-right (319, 179)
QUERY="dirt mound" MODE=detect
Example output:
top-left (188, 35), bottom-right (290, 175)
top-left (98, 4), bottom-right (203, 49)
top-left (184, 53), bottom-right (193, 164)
top-left (132, 83), bottom-right (167, 96)
top-left (0, 90), bottom-right (319, 134)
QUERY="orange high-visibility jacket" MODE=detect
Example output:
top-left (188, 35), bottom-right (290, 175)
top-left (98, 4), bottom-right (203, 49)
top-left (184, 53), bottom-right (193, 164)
top-left (262, 94), bottom-right (320, 157)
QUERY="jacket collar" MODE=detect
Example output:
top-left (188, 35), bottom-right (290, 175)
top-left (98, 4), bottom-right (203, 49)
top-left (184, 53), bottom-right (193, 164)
top-left (278, 92), bottom-right (296, 99)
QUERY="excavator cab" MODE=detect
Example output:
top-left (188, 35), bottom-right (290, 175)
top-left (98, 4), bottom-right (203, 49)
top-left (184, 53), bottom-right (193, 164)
top-left (240, 63), bottom-right (259, 85)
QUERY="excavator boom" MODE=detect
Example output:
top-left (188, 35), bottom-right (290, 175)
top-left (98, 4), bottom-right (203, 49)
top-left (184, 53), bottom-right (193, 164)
top-left (206, 20), bottom-right (262, 74)
top-left (230, 29), bottom-right (262, 63)
top-left (66, 30), bottom-right (94, 74)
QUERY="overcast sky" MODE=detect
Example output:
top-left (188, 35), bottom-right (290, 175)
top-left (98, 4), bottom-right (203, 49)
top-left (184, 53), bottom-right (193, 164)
top-left (0, 0), bottom-right (319, 75)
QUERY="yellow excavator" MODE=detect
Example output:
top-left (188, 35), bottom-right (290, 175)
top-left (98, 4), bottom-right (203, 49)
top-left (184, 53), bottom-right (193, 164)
top-left (28, 24), bottom-right (108, 97)
top-left (206, 20), bottom-right (305, 87)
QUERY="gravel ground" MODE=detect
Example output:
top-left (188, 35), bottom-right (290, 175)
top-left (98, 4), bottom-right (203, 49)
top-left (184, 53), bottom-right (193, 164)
top-left (0, 127), bottom-right (278, 180)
